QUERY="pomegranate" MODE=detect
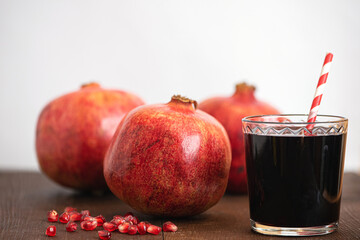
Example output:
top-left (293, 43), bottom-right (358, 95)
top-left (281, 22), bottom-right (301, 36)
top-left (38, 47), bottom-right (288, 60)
top-left (104, 95), bottom-right (231, 217)
top-left (199, 83), bottom-right (280, 193)
top-left (36, 83), bottom-right (144, 190)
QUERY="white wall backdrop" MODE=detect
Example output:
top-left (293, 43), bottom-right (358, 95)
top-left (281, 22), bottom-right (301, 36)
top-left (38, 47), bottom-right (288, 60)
top-left (0, 0), bottom-right (359, 172)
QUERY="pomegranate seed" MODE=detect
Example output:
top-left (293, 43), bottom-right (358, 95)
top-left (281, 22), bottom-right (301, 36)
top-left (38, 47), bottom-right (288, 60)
top-left (66, 221), bottom-right (77, 232)
top-left (110, 217), bottom-right (125, 226)
top-left (144, 221), bottom-right (152, 228)
top-left (69, 211), bottom-right (82, 222)
top-left (118, 222), bottom-right (130, 233)
top-left (95, 215), bottom-right (106, 226)
top-left (124, 214), bottom-right (138, 224)
top-left (64, 207), bottom-right (77, 212)
top-left (113, 215), bottom-right (123, 219)
top-left (124, 212), bottom-right (134, 217)
top-left (137, 222), bottom-right (147, 235)
top-left (163, 221), bottom-right (178, 232)
top-left (47, 210), bottom-right (58, 222)
top-left (128, 225), bottom-right (138, 235)
top-left (81, 210), bottom-right (90, 216)
top-left (98, 230), bottom-right (111, 240)
top-left (132, 216), bottom-right (139, 225)
top-left (147, 225), bottom-right (162, 235)
top-left (82, 215), bottom-right (94, 222)
top-left (81, 219), bottom-right (97, 231)
top-left (59, 212), bottom-right (70, 223)
top-left (45, 225), bottom-right (56, 237)
top-left (103, 222), bottom-right (117, 232)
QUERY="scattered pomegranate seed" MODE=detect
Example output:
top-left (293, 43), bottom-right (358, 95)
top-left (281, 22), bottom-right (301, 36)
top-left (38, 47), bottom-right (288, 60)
top-left (144, 221), bottom-right (152, 228)
top-left (81, 210), bottom-right (90, 216)
top-left (128, 225), bottom-right (138, 235)
top-left (59, 212), bottom-right (70, 223)
top-left (163, 221), bottom-right (178, 232)
top-left (129, 215), bottom-right (139, 225)
top-left (47, 210), bottom-right (58, 222)
top-left (81, 219), bottom-right (98, 231)
top-left (82, 215), bottom-right (94, 222)
top-left (103, 222), bottom-right (117, 232)
top-left (137, 222), bottom-right (147, 235)
top-left (66, 221), bottom-right (77, 232)
top-left (124, 214), bottom-right (138, 224)
top-left (147, 225), bottom-right (162, 235)
top-left (124, 212), bottom-right (134, 217)
top-left (45, 225), bottom-right (56, 237)
top-left (95, 215), bottom-right (106, 227)
top-left (98, 230), bottom-right (111, 240)
top-left (118, 222), bottom-right (130, 233)
top-left (64, 207), bottom-right (77, 213)
top-left (69, 211), bottom-right (82, 222)
top-left (110, 217), bottom-right (125, 226)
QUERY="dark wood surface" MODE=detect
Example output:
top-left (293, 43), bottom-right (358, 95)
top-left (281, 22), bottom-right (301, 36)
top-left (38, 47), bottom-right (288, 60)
top-left (0, 171), bottom-right (359, 240)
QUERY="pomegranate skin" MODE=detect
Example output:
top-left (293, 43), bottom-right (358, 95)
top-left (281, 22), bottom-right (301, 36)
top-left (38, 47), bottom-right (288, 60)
top-left (199, 83), bottom-right (280, 194)
top-left (36, 83), bottom-right (144, 190)
top-left (104, 95), bottom-right (231, 217)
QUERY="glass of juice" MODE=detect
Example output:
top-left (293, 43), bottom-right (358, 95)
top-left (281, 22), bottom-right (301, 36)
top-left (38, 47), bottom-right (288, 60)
top-left (242, 114), bottom-right (348, 236)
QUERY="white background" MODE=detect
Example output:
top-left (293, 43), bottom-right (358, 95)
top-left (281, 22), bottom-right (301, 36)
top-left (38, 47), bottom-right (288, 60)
top-left (0, 0), bottom-right (359, 173)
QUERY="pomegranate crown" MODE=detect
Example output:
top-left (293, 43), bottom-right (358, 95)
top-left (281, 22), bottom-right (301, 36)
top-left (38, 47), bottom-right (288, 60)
top-left (170, 95), bottom-right (198, 110)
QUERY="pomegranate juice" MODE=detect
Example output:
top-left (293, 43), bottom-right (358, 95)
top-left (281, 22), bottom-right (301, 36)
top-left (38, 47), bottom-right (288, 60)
top-left (245, 133), bottom-right (346, 227)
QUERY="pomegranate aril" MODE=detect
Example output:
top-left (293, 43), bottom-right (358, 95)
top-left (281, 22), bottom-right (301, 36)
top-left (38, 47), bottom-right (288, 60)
top-left (144, 221), bottom-right (152, 228)
top-left (98, 230), bottom-right (111, 240)
top-left (128, 225), bottom-right (138, 235)
top-left (82, 215), bottom-right (94, 222)
top-left (124, 214), bottom-right (138, 224)
top-left (66, 221), bottom-right (77, 232)
top-left (124, 212), bottom-right (134, 217)
top-left (118, 222), bottom-right (130, 233)
top-left (132, 216), bottom-right (139, 225)
top-left (163, 221), bottom-right (178, 232)
top-left (137, 222), bottom-right (147, 235)
top-left (110, 217), bottom-right (125, 226)
top-left (147, 225), bottom-right (162, 235)
top-left (69, 211), bottom-right (82, 221)
top-left (103, 222), bottom-right (117, 232)
top-left (45, 225), bottom-right (56, 237)
top-left (64, 207), bottom-right (77, 212)
top-left (59, 212), bottom-right (70, 223)
top-left (95, 215), bottom-right (106, 227)
top-left (47, 210), bottom-right (58, 222)
top-left (81, 219), bottom-right (98, 231)
top-left (81, 210), bottom-right (90, 216)
top-left (113, 215), bottom-right (123, 219)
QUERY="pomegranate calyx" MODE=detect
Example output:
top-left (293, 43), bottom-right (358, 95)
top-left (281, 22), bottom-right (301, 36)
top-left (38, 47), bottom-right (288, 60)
top-left (81, 82), bottom-right (101, 89)
top-left (170, 95), bottom-right (198, 110)
top-left (233, 82), bottom-right (256, 101)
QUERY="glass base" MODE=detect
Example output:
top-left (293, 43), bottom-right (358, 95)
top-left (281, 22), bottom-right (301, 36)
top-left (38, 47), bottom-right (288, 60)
top-left (250, 219), bottom-right (338, 236)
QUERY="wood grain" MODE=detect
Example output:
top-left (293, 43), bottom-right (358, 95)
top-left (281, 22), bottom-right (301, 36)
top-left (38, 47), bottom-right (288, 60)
top-left (0, 171), bottom-right (359, 239)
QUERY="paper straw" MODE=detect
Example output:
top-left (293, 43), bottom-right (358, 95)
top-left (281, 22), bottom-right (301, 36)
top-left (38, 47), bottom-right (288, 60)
top-left (306, 53), bottom-right (333, 131)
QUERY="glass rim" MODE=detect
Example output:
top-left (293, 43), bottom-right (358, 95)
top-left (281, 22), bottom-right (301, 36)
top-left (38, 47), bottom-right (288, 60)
top-left (242, 114), bottom-right (348, 125)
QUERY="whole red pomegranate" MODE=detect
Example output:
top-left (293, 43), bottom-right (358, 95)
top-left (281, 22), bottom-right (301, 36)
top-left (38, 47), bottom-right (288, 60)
top-left (199, 83), bottom-right (280, 194)
top-left (104, 95), bottom-right (231, 217)
top-left (36, 83), bottom-right (144, 190)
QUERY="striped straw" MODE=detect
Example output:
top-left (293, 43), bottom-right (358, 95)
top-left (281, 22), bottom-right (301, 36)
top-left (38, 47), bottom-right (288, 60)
top-left (307, 53), bottom-right (333, 128)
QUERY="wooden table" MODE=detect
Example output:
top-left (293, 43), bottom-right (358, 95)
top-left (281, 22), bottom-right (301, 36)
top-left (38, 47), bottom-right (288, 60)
top-left (0, 171), bottom-right (359, 239)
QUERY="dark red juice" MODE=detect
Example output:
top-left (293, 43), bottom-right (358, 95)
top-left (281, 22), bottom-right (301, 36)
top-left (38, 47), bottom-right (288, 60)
top-left (245, 133), bottom-right (347, 227)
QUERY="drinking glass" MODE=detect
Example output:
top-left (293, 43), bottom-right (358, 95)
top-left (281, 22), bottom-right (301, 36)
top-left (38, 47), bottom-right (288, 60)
top-left (242, 114), bottom-right (348, 236)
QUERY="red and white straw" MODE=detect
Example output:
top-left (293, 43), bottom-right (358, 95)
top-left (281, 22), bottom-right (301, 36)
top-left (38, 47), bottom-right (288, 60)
top-left (307, 53), bottom-right (333, 125)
